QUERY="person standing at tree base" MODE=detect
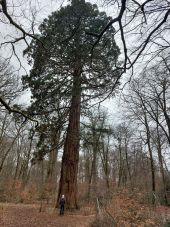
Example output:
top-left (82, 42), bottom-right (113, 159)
top-left (59, 195), bottom-right (65, 215)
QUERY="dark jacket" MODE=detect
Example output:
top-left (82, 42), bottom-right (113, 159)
top-left (59, 198), bottom-right (65, 206)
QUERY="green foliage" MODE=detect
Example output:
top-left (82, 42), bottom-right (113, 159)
top-left (23, 0), bottom-right (120, 112)
top-left (22, 0), bottom-right (120, 160)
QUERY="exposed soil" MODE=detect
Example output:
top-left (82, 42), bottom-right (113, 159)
top-left (0, 203), bottom-right (95, 227)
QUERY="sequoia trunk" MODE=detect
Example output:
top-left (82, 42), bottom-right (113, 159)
top-left (58, 69), bottom-right (81, 209)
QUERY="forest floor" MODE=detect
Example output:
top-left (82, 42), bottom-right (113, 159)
top-left (0, 203), bottom-right (95, 227)
top-left (1, 196), bottom-right (170, 226)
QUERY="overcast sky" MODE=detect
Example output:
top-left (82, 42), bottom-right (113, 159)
top-left (0, 0), bottom-right (138, 123)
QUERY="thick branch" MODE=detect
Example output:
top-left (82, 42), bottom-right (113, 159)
top-left (0, 96), bottom-right (39, 127)
top-left (87, 0), bottom-right (126, 49)
top-left (1, 0), bottom-right (42, 44)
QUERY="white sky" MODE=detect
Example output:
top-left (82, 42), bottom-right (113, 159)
top-left (0, 0), bottom-right (126, 114)
top-left (1, 0), bottom-right (164, 120)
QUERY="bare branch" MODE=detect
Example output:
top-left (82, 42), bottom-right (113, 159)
top-left (0, 96), bottom-right (39, 127)
top-left (129, 8), bottom-right (170, 69)
top-left (0, 0), bottom-right (43, 45)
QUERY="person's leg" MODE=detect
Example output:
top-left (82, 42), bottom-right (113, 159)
top-left (60, 205), bottom-right (62, 215)
top-left (61, 205), bottom-right (64, 215)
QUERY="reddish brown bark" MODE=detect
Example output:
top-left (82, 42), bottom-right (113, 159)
top-left (58, 69), bottom-right (81, 209)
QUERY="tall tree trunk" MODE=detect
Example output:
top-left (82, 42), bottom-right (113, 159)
top-left (88, 128), bottom-right (98, 198)
top-left (84, 147), bottom-right (90, 183)
top-left (124, 138), bottom-right (132, 188)
top-left (144, 111), bottom-right (156, 203)
top-left (162, 83), bottom-right (170, 141)
top-left (58, 69), bottom-right (81, 209)
top-left (156, 124), bottom-right (168, 204)
top-left (91, 140), bottom-right (97, 191)
top-left (118, 138), bottom-right (123, 187)
top-left (19, 129), bottom-right (35, 188)
top-left (0, 112), bottom-right (8, 144)
top-left (46, 131), bottom-right (60, 185)
top-left (88, 148), bottom-right (97, 197)
top-left (99, 137), bottom-right (110, 189)
top-left (0, 125), bottom-right (23, 173)
top-left (104, 147), bottom-right (110, 189)
top-left (13, 137), bottom-right (22, 182)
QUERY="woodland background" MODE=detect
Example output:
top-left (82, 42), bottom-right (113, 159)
top-left (0, 0), bottom-right (170, 226)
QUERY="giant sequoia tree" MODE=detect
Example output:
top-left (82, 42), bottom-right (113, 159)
top-left (23, 0), bottom-right (120, 209)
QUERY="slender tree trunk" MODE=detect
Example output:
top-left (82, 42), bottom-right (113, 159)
top-left (39, 160), bottom-right (45, 212)
top-left (163, 157), bottom-right (170, 181)
top-left (0, 125), bottom-right (23, 173)
top-left (144, 111), bottom-right (156, 203)
top-left (91, 144), bottom-right (97, 191)
top-left (88, 149), bottom-right (97, 196)
top-left (156, 124), bottom-right (168, 204)
top-left (88, 129), bottom-right (98, 198)
top-left (104, 147), bottom-right (110, 189)
top-left (87, 150), bottom-right (93, 199)
top-left (162, 83), bottom-right (170, 141)
top-left (84, 148), bottom-right (90, 183)
top-left (118, 138), bottom-right (123, 187)
top-left (100, 138), bottom-right (110, 189)
top-left (0, 112), bottom-right (8, 144)
top-left (13, 137), bottom-right (22, 181)
top-left (46, 149), bottom-right (55, 180)
top-left (132, 145), bottom-right (136, 184)
top-left (46, 131), bottom-right (60, 185)
top-left (19, 129), bottom-right (35, 188)
top-left (103, 137), bottom-right (110, 189)
top-left (124, 138), bottom-right (132, 188)
top-left (58, 68), bottom-right (81, 209)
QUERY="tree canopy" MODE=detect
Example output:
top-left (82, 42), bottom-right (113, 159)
top-left (23, 0), bottom-right (120, 112)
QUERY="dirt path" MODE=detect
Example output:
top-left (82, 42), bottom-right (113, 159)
top-left (0, 203), bottom-right (95, 227)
